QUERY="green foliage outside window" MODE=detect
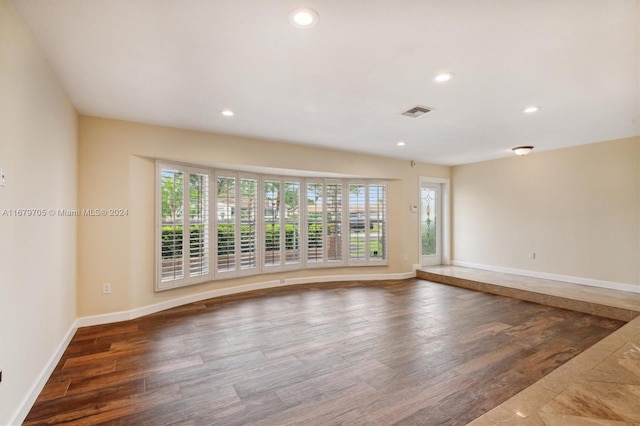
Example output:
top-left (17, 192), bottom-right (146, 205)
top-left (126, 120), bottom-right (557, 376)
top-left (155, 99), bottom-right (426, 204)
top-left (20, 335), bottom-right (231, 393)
top-left (162, 223), bottom-right (323, 257)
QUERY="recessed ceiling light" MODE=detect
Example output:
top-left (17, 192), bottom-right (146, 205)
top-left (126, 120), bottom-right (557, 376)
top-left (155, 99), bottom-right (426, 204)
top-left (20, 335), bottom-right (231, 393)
top-left (397, 141), bottom-right (406, 147)
top-left (289, 8), bottom-right (319, 28)
top-left (433, 72), bottom-right (454, 83)
top-left (523, 106), bottom-right (540, 114)
top-left (221, 109), bottom-right (234, 117)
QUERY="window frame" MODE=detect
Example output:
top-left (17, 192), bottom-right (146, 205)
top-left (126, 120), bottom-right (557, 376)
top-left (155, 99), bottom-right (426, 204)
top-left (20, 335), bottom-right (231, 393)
top-left (156, 162), bottom-right (213, 291)
top-left (156, 161), bottom-right (388, 291)
top-left (345, 180), bottom-right (388, 266)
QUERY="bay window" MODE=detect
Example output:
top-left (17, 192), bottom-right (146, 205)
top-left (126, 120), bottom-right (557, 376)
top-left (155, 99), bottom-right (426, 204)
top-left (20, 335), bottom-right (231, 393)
top-left (157, 162), bottom-right (387, 290)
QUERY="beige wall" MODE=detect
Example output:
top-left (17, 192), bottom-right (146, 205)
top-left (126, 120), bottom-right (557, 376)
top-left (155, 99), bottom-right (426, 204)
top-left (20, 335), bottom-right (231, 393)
top-left (77, 116), bottom-right (450, 316)
top-left (452, 137), bottom-right (640, 287)
top-left (0, 1), bottom-right (637, 422)
top-left (0, 1), bottom-right (78, 424)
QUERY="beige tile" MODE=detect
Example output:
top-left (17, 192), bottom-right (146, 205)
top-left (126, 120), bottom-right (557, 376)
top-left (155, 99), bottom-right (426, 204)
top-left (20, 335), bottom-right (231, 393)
top-left (536, 359), bottom-right (594, 394)
top-left (572, 344), bottom-right (616, 368)
top-left (593, 304), bottom-right (633, 322)
top-left (468, 407), bottom-right (524, 425)
top-left (617, 318), bottom-right (640, 335)
top-left (538, 411), bottom-right (632, 426)
top-left (611, 341), bottom-right (640, 359)
top-left (540, 382), bottom-right (626, 421)
top-left (501, 385), bottom-right (558, 419)
top-left (582, 357), bottom-right (640, 385)
top-left (544, 295), bottom-right (593, 316)
top-left (521, 412), bottom-right (546, 425)
top-left (534, 373), bottom-right (574, 394)
top-left (593, 332), bottom-right (632, 353)
top-left (578, 381), bottom-right (640, 422)
top-left (522, 292), bottom-right (547, 306)
top-left (420, 265), bottom-right (640, 315)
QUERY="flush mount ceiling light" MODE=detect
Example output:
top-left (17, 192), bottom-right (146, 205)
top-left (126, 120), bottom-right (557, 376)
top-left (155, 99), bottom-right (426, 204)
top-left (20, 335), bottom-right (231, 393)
top-left (289, 8), bottom-right (319, 28)
top-left (433, 72), bottom-right (455, 83)
top-left (523, 106), bottom-right (540, 114)
top-left (512, 146), bottom-right (534, 156)
top-left (397, 141), bottom-right (406, 147)
top-left (221, 109), bottom-right (234, 117)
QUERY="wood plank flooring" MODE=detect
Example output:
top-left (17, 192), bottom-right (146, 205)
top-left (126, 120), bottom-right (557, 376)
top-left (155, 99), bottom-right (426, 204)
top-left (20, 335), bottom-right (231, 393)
top-left (24, 279), bottom-right (624, 425)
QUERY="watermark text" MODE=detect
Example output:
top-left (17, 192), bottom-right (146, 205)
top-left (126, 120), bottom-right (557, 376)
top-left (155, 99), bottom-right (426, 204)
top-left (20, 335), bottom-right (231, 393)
top-left (2, 208), bottom-right (128, 217)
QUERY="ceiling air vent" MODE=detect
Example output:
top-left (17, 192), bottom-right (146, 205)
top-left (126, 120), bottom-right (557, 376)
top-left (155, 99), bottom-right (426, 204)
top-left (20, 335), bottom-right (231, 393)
top-left (401, 106), bottom-right (433, 118)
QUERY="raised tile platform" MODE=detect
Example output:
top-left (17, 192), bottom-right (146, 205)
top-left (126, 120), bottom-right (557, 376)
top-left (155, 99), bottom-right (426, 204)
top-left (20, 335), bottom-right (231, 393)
top-left (417, 266), bottom-right (639, 322)
top-left (469, 316), bottom-right (640, 425)
top-left (417, 266), bottom-right (640, 425)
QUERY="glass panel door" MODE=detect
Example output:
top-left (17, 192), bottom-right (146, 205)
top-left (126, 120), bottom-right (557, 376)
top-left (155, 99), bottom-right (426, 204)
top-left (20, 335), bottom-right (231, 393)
top-left (420, 183), bottom-right (441, 266)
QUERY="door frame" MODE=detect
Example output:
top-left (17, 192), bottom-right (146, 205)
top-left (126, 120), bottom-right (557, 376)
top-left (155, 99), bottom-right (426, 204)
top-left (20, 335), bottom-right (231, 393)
top-left (418, 176), bottom-right (451, 266)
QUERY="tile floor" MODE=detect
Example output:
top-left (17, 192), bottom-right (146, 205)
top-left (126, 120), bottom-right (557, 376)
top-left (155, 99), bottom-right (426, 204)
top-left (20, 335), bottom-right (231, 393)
top-left (418, 266), bottom-right (639, 322)
top-left (420, 266), bottom-right (640, 426)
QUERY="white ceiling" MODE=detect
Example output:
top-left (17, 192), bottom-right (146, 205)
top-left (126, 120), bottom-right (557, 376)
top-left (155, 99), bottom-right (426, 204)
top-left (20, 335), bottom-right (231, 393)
top-left (11, 0), bottom-right (640, 165)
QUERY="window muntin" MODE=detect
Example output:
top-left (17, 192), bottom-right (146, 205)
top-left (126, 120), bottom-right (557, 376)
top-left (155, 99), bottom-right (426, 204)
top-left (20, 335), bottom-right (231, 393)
top-left (157, 162), bottom-right (388, 290)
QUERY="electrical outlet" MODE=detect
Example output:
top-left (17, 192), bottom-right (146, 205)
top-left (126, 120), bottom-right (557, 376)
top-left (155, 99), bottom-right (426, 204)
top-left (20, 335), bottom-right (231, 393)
top-left (102, 282), bottom-right (112, 294)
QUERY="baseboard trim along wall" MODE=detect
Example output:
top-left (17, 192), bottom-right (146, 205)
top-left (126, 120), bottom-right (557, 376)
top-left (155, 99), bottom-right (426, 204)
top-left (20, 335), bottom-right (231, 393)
top-left (452, 260), bottom-right (640, 294)
top-left (10, 322), bottom-right (78, 426)
top-left (76, 271), bottom-right (416, 328)
top-left (14, 271), bottom-right (415, 424)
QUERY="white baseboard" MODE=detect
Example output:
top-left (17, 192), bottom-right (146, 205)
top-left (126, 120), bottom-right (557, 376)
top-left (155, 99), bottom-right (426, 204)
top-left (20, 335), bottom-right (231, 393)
top-left (75, 279), bottom-right (282, 327)
top-left (284, 272), bottom-right (414, 286)
top-left (451, 260), bottom-right (640, 294)
top-left (10, 320), bottom-right (79, 426)
top-left (76, 271), bottom-right (416, 328)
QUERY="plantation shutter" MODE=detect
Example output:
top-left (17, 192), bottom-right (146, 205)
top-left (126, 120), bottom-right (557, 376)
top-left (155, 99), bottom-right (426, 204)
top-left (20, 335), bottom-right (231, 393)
top-left (160, 166), bottom-right (185, 285)
top-left (188, 171), bottom-right (210, 277)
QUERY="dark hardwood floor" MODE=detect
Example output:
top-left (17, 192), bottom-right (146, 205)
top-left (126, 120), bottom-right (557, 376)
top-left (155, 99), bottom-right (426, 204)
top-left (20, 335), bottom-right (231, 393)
top-left (24, 279), bottom-right (623, 425)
